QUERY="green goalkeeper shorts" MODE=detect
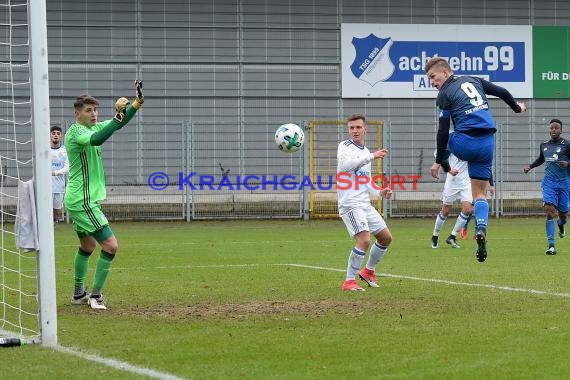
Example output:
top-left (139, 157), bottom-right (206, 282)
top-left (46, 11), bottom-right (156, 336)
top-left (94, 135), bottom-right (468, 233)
top-left (66, 203), bottom-right (112, 240)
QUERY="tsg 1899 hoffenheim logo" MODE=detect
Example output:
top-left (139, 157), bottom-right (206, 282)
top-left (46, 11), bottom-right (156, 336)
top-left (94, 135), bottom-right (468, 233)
top-left (350, 34), bottom-right (395, 87)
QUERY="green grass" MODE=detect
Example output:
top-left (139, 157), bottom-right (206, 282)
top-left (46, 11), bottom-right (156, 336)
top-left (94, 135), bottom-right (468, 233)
top-left (3, 217), bottom-right (570, 379)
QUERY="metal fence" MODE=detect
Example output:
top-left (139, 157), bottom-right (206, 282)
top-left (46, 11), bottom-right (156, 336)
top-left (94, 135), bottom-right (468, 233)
top-left (385, 121), bottom-right (545, 217)
top-left (21, 119), bottom-right (549, 221)
top-left (94, 120), bottom-right (304, 220)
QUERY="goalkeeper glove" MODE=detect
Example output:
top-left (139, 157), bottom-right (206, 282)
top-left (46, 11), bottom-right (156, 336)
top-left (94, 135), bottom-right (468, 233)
top-left (114, 97), bottom-right (130, 122)
top-left (133, 79), bottom-right (144, 109)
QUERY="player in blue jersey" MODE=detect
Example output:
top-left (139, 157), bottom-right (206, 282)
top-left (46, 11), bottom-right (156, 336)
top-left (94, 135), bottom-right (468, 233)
top-left (425, 57), bottom-right (526, 262)
top-left (524, 118), bottom-right (569, 255)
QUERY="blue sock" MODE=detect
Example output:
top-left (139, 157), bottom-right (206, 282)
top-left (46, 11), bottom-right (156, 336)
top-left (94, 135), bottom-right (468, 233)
top-left (546, 219), bottom-right (555, 246)
top-left (473, 199), bottom-right (488, 233)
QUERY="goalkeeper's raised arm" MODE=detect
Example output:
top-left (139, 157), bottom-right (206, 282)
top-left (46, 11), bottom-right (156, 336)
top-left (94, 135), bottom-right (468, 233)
top-left (90, 80), bottom-right (144, 145)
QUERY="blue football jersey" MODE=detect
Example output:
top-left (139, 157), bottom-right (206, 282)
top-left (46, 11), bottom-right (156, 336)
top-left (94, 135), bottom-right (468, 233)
top-left (436, 75), bottom-right (496, 133)
top-left (539, 138), bottom-right (570, 185)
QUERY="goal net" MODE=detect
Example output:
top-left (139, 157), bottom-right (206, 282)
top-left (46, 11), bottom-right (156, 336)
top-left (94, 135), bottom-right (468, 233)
top-left (0, 0), bottom-right (56, 346)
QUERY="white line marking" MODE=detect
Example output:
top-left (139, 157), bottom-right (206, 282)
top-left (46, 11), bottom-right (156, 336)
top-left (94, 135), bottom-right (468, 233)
top-left (56, 262), bottom-right (570, 299)
top-left (56, 235), bottom-right (544, 248)
top-left (54, 345), bottom-right (186, 380)
top-left (287, 263), bottom-right (570, 298)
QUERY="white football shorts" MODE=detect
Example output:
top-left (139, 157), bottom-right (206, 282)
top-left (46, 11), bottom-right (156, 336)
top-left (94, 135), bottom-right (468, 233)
top-left (441, 185), bottom-right (472, 205)
top-left (52, 193), bottom-right (64, 210)
top-left (340, 204), bottom-right (387, 238)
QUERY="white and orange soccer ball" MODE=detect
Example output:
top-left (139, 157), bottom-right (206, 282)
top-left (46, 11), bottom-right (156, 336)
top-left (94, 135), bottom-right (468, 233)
top-left (274, 123), bottom-right (304, 153)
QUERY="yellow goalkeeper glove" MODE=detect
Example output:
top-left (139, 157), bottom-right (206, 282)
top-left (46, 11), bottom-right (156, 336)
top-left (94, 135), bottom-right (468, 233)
top-left (133, 80), bottom-right (144, 109)
top-left (114, 97), bottom-right (130, 122)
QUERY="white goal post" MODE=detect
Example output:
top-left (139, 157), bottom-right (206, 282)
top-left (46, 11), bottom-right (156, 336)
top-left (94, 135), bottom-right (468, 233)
top-left (29, 0), bottom-right (57, 347)
top-left (0, 0), bottom-right (57, 347)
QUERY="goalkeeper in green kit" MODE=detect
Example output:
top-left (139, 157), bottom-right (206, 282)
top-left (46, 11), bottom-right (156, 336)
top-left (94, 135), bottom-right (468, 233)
top-left (65, 81), bottom-right (144, 310)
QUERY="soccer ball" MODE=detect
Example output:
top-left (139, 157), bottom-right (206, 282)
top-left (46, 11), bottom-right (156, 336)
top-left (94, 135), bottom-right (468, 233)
top-left (275, 123), bottom-right (304, 153)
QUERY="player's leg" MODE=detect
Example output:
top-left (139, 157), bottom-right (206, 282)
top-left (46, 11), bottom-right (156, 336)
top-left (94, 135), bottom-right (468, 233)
top-left (558, 212), bottom-right (567, 238)
top-left (67, 207), bottom-right (97, 304)
top-left (544, 203), bottom-right (558, 255)
top-left (449, 132), bottom-right (493, 261)
top-left (432, 204), bottom-right (452, 248)
top-left (447, 199), bottom-right (472, 249)
top-left (557, 187), bottom-right (568, 238)
top-left (52, 193), bottom-right (64, 223)
top-left (471, 179), bottom-right (490, 261)
top-left (359, 207), bottom-right (391, 287)
top-left (72, 235), bottom-right (97, 304)
top-left (461, 207), bottom-right (473, 240)
top-left (89, 227), bottom-right (117, 309)
top-left (68, 203), bottom-right (115, 308)
top-left (461, 135), bottom-right (493, 261)
top-left (471, 179), bottom-right (491, 231)
top-left (542, 185), bottom-right (560, 254)
top-left (340, 209), bottom-right (369, 291)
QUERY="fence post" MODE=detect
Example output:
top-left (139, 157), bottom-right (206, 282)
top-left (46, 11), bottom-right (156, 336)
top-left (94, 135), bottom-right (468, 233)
top-left (302, 120), bottom-right (310, 220)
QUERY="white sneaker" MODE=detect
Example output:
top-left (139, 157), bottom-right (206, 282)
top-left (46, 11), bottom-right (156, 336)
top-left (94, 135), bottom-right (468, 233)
top-left (88, 295), bottom-right (107, 310)
top-left (71, 291), bottom-right (90, 305)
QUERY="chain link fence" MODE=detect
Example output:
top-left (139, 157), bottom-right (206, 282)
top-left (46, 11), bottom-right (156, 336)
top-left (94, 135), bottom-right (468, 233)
top-left (385, 121), bottom-right (545, 217)
top-left (33, 120), bottom-right (550, 221)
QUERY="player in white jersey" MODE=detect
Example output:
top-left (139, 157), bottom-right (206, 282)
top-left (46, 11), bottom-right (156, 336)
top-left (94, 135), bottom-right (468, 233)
top-left (50, 125), bottom-right (69, 223)
top-left (431, 150), bottom-right (472, 249)
top-left (337, 114), bottom-right (393, 292)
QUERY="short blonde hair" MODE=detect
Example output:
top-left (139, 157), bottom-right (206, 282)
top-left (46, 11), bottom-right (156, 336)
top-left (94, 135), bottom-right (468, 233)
top-left (424, 57), bottom-right (451, 74)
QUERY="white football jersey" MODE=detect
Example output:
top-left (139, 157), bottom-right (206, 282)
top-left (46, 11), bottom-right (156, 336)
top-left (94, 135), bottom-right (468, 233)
top-left (336, 139), bottom-right (380, 214)
top-left (51, 145), bottom-right (68, 194)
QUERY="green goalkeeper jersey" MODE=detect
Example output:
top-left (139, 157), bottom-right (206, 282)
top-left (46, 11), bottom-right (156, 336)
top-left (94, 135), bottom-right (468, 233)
top-left (64, 120), bottom-right (111, 209)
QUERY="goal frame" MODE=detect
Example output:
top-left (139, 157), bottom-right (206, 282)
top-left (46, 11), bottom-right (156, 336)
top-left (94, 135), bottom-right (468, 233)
top-left (308, 119), bottom-right (384, 219)
top-left (29, 0), bottom-right (57, 347)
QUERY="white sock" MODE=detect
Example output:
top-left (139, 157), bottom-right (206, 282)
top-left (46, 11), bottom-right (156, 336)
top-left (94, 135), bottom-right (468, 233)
top-left (346, 247), bottom-right (366, 280)
top-left (366, 242), bottom-right (388, 270)
top-left (433, 212), bottom-right (446, 236)
top-left (451, 212), bottom-right (470, 235)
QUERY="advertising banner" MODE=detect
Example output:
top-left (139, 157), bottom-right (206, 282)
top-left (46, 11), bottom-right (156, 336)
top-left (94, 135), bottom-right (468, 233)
top-left (533, 26), bottom-right (570, 98)
top-left (341, 24), bottom-right (533, 98)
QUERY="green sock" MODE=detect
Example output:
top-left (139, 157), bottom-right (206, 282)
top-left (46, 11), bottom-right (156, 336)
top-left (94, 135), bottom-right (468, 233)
top-left (74, 248), bottom-right (92, 291)
top-left (92, 250), bottom-right (115, 294)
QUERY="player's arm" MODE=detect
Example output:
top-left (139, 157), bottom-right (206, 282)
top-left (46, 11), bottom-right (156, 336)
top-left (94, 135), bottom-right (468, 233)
top-left (431, 96), bottom-right (452, 178)
top-left (524, 148), bottom-right (545, 173)
top-left (434, 94), bottom-right (451, 165)
top-left (481, 79), bottom-right (525, 113)
top-left (431, 114), bottom-right (451, 179)
top-left (90, 80), bottom-right (144, 146)
top-left (366, 181), bottom-right (392, 199)
top-left (337, 145), bottom-right (386, 172)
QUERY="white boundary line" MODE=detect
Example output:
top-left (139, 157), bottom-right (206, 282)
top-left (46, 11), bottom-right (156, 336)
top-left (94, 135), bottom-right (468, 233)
top-left (53, 345), bottom-right (186, 380)
top-left (55, 235), bottom-right (545, 248)
top-left (287, 263), bottom-right (570, 298)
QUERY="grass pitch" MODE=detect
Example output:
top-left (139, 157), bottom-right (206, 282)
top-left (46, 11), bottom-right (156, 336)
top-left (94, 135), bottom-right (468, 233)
top-left (3, 217), bottom-right (570, 379)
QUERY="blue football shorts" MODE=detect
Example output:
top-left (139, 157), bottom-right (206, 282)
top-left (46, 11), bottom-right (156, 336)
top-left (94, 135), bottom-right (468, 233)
top-left (542, 183), bottom-right (569, 213)
top-left (449, 132), bottom-right (494, 181)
